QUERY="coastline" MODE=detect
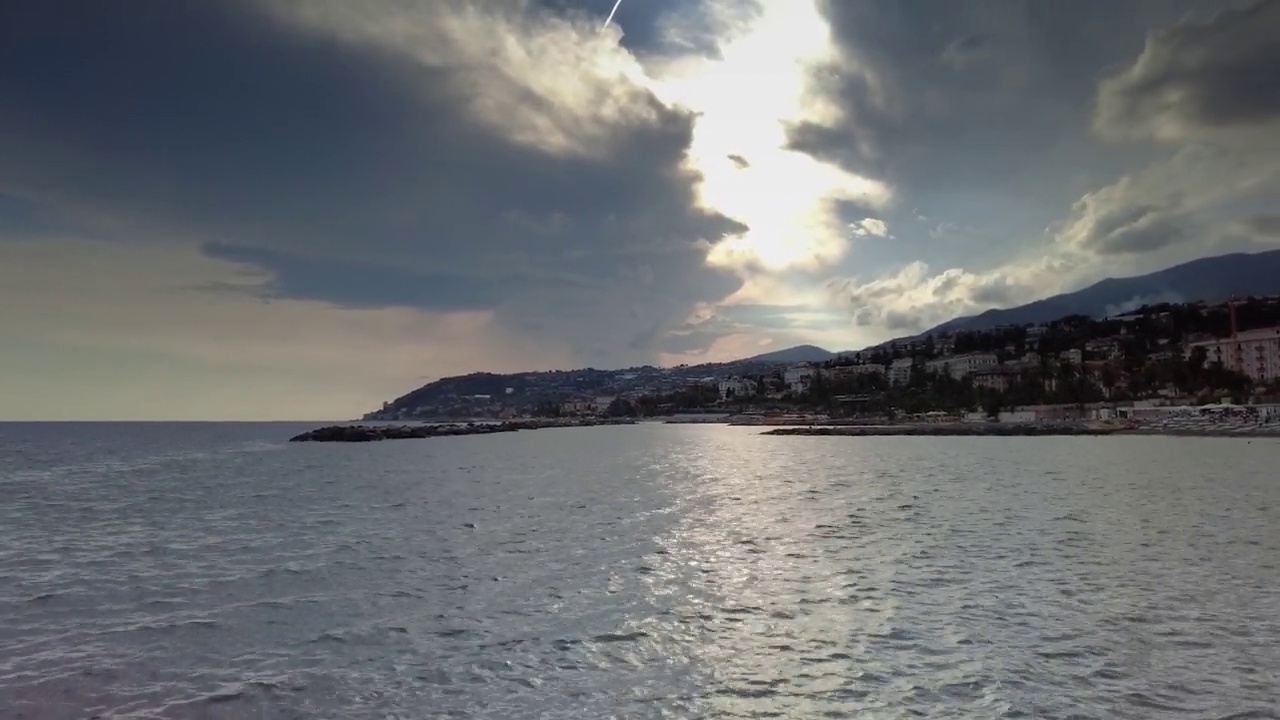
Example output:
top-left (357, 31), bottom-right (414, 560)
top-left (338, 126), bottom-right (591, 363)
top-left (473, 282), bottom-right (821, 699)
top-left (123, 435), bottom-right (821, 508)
top-left (1113, 427), bottom-right (1280, 438)
top-left (759, 422), bottom-right (1280, 438)
top-left (289, 417), bottom-right (1280, 442)
top-left (759, 423), bottom-right (1115, 437)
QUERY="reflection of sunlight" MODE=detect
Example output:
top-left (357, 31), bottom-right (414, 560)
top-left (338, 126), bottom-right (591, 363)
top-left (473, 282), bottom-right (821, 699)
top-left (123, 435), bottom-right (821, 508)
top-left (643, 0), bottom-right (891, 273)
top-left (638, 426), bottom-right (897, 692)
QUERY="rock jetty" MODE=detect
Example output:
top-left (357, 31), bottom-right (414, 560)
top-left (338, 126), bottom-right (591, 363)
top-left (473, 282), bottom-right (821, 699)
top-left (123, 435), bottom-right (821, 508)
top-left (289, 418), bottom-right (634, 443)
top-left (762, 423), bottom-right (1119, 437)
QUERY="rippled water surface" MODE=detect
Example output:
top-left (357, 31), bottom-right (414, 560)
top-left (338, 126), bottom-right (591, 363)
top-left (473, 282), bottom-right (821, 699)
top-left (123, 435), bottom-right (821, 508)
top-left (2, 422), bottom-right (1278, 719)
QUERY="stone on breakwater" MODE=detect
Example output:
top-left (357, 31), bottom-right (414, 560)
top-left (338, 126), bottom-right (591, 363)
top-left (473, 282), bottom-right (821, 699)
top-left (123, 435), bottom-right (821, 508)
top-left (289, 418), bottom-right (635, 442)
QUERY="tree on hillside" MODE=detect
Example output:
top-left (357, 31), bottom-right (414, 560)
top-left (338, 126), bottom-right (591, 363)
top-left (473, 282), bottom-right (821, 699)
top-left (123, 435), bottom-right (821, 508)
top-left (1099, 365), bottom-right (1119, 399)
top-left (606, 397), bottom-right (637, 417)
top-left (1188, 345), bottom-right (1208, 372)
top-left (983, 392), bottom-right (1003, 418)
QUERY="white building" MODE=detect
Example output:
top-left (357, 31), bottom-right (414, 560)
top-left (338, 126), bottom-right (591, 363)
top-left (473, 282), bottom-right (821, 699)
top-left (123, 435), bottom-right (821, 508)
top-left (718, 377), bottom-right (759, 400)
top-left (829, 364), bottom-right (885, 379)
top-left (1086, 336), bottom-right (1124, 359)
top-left (782, 364), bottom-right (817, 394)
top-left (889, 357), bottom-right (915, 386)
top-left (972, 366), bottom-right (1018, 392)
top-left (560, 398), bottom-right (597, 415)
top-left (925, 352), bottom-right (999, 380)
top-left (998, 410), bottom-right (1038, 423)
top-left (888, 338), bottom-right (920, 353)
top-left (1059, 349), bottom-right (1083, 365)
top-left (1187, 327), bottom-right (1280, 383)
top-left (1003, 352), bottom-right (1041, 371)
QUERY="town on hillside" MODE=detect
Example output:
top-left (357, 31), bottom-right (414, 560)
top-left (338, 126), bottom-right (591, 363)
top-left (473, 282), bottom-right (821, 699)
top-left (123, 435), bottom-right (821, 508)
top-left (365, 296), bottom-right (1280, 427)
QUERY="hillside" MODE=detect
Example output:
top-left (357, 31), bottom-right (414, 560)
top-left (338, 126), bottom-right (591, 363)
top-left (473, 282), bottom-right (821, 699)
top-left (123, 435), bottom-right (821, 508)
top-left (367, 250), bottom-right (1280, 421)
top-left (926, 250), bottom-right (1280, 335)
top-left (365, 345), bottom-right (834, 420)
top-left (742, 344), bottom-right (837, 364)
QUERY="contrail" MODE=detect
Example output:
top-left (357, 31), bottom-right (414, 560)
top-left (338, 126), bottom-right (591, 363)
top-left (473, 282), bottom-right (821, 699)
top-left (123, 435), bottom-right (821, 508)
top-left (602, 0), bottom-right (623, 30)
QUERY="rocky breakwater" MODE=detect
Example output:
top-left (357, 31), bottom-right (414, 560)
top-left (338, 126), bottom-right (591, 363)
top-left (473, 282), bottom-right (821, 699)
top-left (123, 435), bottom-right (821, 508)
top-left (289, 418), bottom-right (635, 443)
top-left (762, 422), bottom-right (1120, 437)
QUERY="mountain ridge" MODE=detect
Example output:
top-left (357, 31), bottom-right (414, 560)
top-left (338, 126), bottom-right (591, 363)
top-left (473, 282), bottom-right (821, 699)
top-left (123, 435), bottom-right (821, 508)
top-left (367, 250), bottom-right (1280, 420)
top-left (740, 344), bottom-right (839, 364)
top-left (922, 249), bottom-right (1280, 336)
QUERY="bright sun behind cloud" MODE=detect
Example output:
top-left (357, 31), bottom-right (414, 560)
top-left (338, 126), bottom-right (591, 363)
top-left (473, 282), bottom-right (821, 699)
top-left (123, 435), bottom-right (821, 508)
top-left (641, 0), bottom-right (892, 274)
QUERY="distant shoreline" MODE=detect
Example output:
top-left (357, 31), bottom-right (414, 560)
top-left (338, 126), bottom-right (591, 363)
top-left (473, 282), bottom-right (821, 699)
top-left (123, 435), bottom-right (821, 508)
top-left (760, 423), bottom-right (1113, 437)
top-left (289, 417), bottom-right (1279, 442)
top-left (759, 423), bottom-right (1280, 438)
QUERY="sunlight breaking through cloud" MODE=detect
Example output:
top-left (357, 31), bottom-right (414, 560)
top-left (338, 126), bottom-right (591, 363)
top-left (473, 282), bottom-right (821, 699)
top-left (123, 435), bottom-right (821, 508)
top-left (642, 0), bottom-right (892, 274)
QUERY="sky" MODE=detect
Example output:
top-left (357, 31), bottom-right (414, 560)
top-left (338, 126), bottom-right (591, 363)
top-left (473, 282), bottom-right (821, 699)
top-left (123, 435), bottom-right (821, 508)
top-left (2, 0), bottom-right (1278, 420)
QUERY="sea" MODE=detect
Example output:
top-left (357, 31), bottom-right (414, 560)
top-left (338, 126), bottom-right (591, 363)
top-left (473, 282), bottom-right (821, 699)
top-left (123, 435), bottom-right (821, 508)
top-left (1, 422), bottom-right (1278, 719)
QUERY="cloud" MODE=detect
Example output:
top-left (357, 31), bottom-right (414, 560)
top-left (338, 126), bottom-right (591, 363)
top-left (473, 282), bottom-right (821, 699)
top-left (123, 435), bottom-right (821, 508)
top-left (940, 32), bottom-right (998, 70)
top-left (259, 0), bottom-right (664, 159)
top-left (0, 0), bottom-right (747, 375)
top-left (774, 1), bottom-right (1234, 296)
top-left (1218, 212), bottom-right (1280, 251)
top-left (645, 0), bottom-right (893, 274)
top-left (1054, 0), bottom-right (1280, 260)
top-left (789, 2), bottom-right (1242, 228)
top-left (1095, 0), bottom-right (1280, 142)
top-left (827, 260), bottom-right (1047, 335)
top-left (725, 1), bottom-right (1274, 347)
top-left (790, 0), bottom-right (1083, 183)
top-left (849, 218), bottom-right (890, 237)
top-left (3, 0), bottom-right (1278, 420)
top-left (1054, 189), bottom-right (1193, 256)
top-left (1241, 213), bottom-right (1280, 238)
top-left (1052, 118), bottom-right (1277, 260)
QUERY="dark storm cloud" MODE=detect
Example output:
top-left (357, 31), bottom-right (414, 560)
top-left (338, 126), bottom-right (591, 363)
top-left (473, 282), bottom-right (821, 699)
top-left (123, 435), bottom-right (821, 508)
top-left (968, 282), bottom-right (1020, 307)
top-left (1241, 213), bottom-right (1280, 238)
top-left (793, 0), bottom-right (1227, 186)
top-left (781, 1), bottom-right (1207, 278)
top-left (789, 1), bottom-right (1068, 185)
top-left (0, 0), bottom-right (744, 364)
top-left (1083, 206), bottom-right (1188, 255)
top-left (882, 309), bottom-right (924, 333)
top-left (1095, 0), bottom-right (1280, 141)
top-left (201, 242), bottom-right (516, 311)
top-left (795, 0), bottom-right (1274, 296)
top-left (939, 32), bottom-right (997, 70)
top-left (1044, 0), bottom-right (1279, 261)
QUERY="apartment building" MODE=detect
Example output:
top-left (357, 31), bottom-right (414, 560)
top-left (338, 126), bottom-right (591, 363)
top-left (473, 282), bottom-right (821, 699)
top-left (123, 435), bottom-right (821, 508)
top-left (925, 352), bottom-right (999, 380)
top-left (889, 357), bottom-right (915, 386)
top-left (1187, 327), bottom-right (1280, 383)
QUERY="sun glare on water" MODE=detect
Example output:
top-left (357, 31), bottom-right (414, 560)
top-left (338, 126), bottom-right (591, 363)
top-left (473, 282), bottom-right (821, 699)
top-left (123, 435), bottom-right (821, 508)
top-left (641, 0), bottom-right (890, 273)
